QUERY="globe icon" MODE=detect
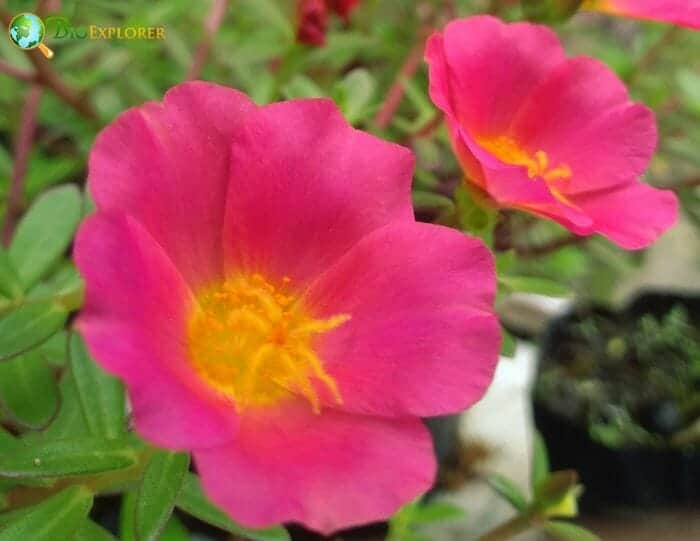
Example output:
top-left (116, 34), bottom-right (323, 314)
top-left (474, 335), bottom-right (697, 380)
top-left (8, 12), bottom-right (45, 50)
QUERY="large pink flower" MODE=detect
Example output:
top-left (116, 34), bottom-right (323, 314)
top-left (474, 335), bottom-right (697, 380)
top-left (582, 0), bottom-right (700, 29)
top-left (425, 16), bottom-right (678, 249)
top-left (74, 82), bottom-right (500, 534)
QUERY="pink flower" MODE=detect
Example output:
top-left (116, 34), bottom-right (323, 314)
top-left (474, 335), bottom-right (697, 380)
top-left (582, 0), bottom-right (700, 29)
top-left (74, 82), bottom-right (500, 534)
top-left (425, 16), bottom-right (678, 249)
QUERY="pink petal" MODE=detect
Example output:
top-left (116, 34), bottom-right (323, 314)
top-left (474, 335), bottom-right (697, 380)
top-left (88, 81), bottom-right (256, 287)
top-left (436, 16), bottom-right (566, 136)
top-left (194, 403), bottom-right (435, 534)
top-left (584, 0), bottom-right (700, 29)
top-left (222, 98), bottom-right (414, 286)
top-left (572, 180), bottom-right (679, 249)
top-left (304, 222), bottom-right (500, 417)
top-left (74, 213), bottom-right (238, 449)
top-left (511, 57), bottom-right (656, 192)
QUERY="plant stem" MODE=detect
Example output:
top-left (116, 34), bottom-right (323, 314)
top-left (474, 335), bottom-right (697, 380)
top-left (2, 85), bottom-right (43, 247)
top-left (0, 60), bottom-right (36, 83)
top-left (186, 0), bottom-right (228, 80)
top-left (626, 26), bottom-right (680, 86)
top-left (475, 514), bottom-right (533, 541)
top-left (373, 29), bottom-right (429, 128)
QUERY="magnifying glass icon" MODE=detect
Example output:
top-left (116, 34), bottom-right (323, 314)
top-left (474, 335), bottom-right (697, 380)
top-left (8, 12), bottom-right (54, 59)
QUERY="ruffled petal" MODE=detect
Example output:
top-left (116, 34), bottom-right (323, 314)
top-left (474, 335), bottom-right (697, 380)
top-left (74, 213), bottom-right (238, 449)
top-left (303, 222), bottom-right (500, 417)
top-left (436, 16), bottom-right (566, 136)
top-left (194, 403), bottom-right (435, 534)
top-left (88, 81), bottom-right (256, 286)
top-left (222, 98), bottom-right (414, 286)
top-left (572, 180), bottom-right (679, 249)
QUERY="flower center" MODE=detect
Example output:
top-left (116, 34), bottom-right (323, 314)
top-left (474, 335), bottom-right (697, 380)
top-left (186, 273), bottom-right (348, 413)
top-left (478, 135), bottom-right (572, 182)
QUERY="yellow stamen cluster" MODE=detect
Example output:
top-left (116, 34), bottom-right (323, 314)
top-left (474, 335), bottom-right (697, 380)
top-left (478, 135), bottom-right (572, 182)
top-left (187, 273), bottom-right (349, 413)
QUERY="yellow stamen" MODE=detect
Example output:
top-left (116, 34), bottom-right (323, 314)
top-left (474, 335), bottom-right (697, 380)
top-left (477, 135), bottom-right (573, 184)
top-left (187, 273), bottom-right (349, 413)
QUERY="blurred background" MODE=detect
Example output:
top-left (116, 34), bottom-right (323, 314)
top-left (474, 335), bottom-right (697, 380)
top-left (1, 0), bottom-right (699, 540)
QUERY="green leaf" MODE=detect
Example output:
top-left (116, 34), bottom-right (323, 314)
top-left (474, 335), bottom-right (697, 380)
top-left (73, 519), bottom-right (118, 541)
top-left (454, 184), bottom-right (498, 245)
top-left (176, 473), bottom-right (289, 541)
top-left (0, 350), bottom-right (59, 428)
top-left (0, 485), bottom-right (92, 541)
top-left (159, 514), bottom-right (190, 541)
top-left (501, 328), bottom-right (516, 358)
top-left (0, 250), bottom-right (22, 300)
top-left (68, 333), bottom-right (125, 439)
top-left (281, 75), bottom-right (324, 100)
top-left (8, 184), bottom-right (82, 290)
top-left (0, 301), bottom-right (68, 361)
top-left (120, 491), bottom-right (137, 541)
top-left (487, 474), bottom-right (529, 511)
top-left (499, 276), bottom-right (570, 297)
top-left (334, 68), bottom-right (376, 124)
top-left (410, 501), bottom-right (465, 524)
top-left (0, 437), bottom-right (137, 479)
top-left (41, 371), bottom-right (91, 440)
top-left (544, 521), bottom-right (601, 541)
top-left (532, 431), bottom-right (550, 490)
top-left (136, 451), bottom-right (190, 541)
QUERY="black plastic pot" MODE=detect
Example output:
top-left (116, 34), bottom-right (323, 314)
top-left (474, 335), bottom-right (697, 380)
top-left (535, 291), bottom-right (700, 511)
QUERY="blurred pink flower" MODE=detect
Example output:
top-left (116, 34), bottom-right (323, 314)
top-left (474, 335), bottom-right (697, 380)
top-left (297, 0), bottom-right (360, 45)
top-left (582, 0), bottom-right (700, 29)
top-left (74, 82), bottom-right (500, 534)
top-left (425, 15), bottom-right (678, 249)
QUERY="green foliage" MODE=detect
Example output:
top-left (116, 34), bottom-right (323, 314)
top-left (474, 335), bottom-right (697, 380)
top-left (8, 185), bottom-right (82, 290)
top-left (135, 451), bottom-right (190, 541)
top-left (0, 486), bottom-right (93, 541)
top-left (387, 498), bottom-right (466, 541)
top-left (68, 334), bottom-right (126, 439)
top-left (0, 350), bottom-right (59, 428)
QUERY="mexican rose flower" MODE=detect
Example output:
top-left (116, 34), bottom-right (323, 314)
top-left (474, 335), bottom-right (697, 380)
top-left (425, 16), bottom-right (678, 249)
top-left (297, 0), bottom-right (360, 45)
top-left (582, 0), bottom-right (700, 29)
top-left (74, 82), bottom-right (500, 533)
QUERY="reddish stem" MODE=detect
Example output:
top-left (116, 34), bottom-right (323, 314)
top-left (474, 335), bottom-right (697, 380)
top-left (186, 0), bottom-right (228, 80)
top-left (3, 85), bottom-right (43, 246)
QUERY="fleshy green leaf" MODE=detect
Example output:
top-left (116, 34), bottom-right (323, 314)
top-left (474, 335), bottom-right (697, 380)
top-left (0, 485), bottom-right (92, 541)
top-left (487, 474), bottom-right (529, 511)
top-left (8, 184), bottom-right (82, 290)
top-left (73, 519), bottom-right (118, 541)
top-left (0, 250), bottom-right (22, 300)
top-left (544, 521), bottom-right (601, 541)
top-left (41, 371), bottom-right (91, 440)
top-left (499, 276), bottom-right (570, 297)
top-left (534, 471), bottom-right (579, 510)
top-left (136, 451), bottom-right (190, 541)
top-left (120, 491), bottom-right (137, 541)
top-left (159, 514), bottom-right (190, 541)
top-left (0, 301), bottom-right (68, 361)
top-left (0, 437), bottom-right (137, 479)
top-left (410, 501), bottom-right (465, 524)
top-left (501, 328), bottom-right (516, 358)
top-left (532, 431), bottom-right (550, 490)
top-left (334, 68), bottom-right (376, 124)
top-left (0, 350), bottom-right (59, 428)
top-left (176, 473), bottom-right (290, 541)
top-left (68, 333), bottom-right (125, 439)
